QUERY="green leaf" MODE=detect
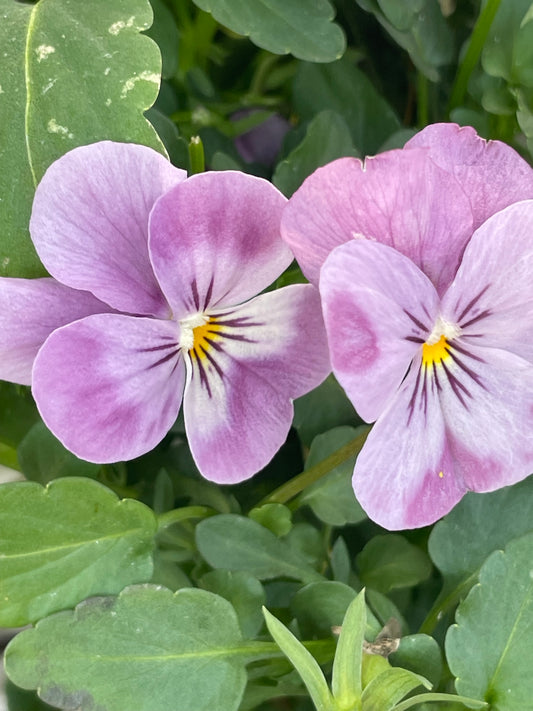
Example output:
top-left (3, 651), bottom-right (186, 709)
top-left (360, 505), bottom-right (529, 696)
top-left (249, 503), bottom-right (293, 537)
top-left (190, 0), bottom-right (346, 63)
top-left (361, 666), bottom-right (431, 711)
top-left (356, 0), bottom-right (453, 81)
top-left (0, 478), bottom-right (156, 626)
top-left (5, 586), bottom-right (249, 711)
top-left (293, 375), bottom-right (360, 448)
top-left (428, 476), bottom-right (533, 590)
top-left (446, 532), bottom-right (533, 710)
top-left (0, 383), bottom-right (39, 450)
top-left (196, 514), bottom-right (323, 583)
top-left (390, 634), bottom-right (442, 689)
top-left (293, 57), bottom-right (400, 156)
top-left (17, 421), bottom-right (100, 484)
top-left (331, 590), bottom-right (366, 709)
top-left (273, 110), bottom-right (358, 197)
top-left (144, 0), bottom-right (179, 79)
top-left (481, 0), bottom-right (533, 84)
top-left (357, 535), bottom-right (432, 593)
top-left (291, 581), bottom-right (381, 640)
top-left (298, 426), bottom-right (367, 527)
top-left (199, 569), bottom-right (266, 639)
top-left (0, 0), bottom-right (164, 278)
top-left (263, 607), bottom-right (335, 711)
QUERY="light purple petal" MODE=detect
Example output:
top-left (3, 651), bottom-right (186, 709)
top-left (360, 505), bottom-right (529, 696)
top-left (281, 148), bottom-right (474, 293)
top-left (32, 314), bottom-right (185, 462)
top-left (183, 284), bottom-right (330, 483)
top-left (441, 200), bottom-right (533, 364)
top-left (149, 171), bottom-right (292, 317)
top-left (0, 278), bottom-right (110, 385)
top-left (406, 123), bottom-right (533, 229)
top-left (438, 342), bottom-right (533, 492)
top-left (30, 142), bottom-right (186, 317)
top-left (353, 358), bottom-right (465, 530)
top-left (320, 240), bottom-right (439, 422)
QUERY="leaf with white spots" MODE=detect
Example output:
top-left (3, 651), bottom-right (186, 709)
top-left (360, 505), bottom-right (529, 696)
top-left (5, 586), bottom-right (252, 711)
top-left (0, 478), bottom-right (157, 627)
top-left (0, 0), bottom-right (165, 278)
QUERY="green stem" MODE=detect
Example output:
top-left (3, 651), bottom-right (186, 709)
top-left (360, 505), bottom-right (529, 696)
top-left (448, 0), bottom-right (503, 112)
top-left (417, 72), bottom-right (429, 128)
top-left (157, 505), bottom-right (215, 532)
top-left (188, 135), bottom-right (205, 174)
top-left (257, 428), bottom-right (371, 508)
top-left (418, 572), bottom-right (477, 635)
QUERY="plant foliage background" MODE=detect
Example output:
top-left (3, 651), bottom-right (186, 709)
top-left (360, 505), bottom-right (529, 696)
top-left (1, 0), bottom-right (533, 709)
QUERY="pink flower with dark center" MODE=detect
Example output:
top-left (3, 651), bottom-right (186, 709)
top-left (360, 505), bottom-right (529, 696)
top-left (281, 124), bottom-right (533, 528)
top-left (0, 142), bottom-right (330, 483)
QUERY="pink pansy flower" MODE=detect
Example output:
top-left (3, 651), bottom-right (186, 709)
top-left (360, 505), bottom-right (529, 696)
top-left (0, 142), bottom-right (330, 483)
top-left (281, 123), bottom-right (533, 529)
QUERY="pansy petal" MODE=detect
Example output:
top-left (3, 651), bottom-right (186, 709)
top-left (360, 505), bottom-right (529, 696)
top-left (32, 314), bottom-right (185, 462)
top-left (406, 123), bottom-right (533, 229)
top-left (281, 148), bottom-right (474, 293)
top-left (30, 142), bottom-right (186, 316)
top-left (441, 200), bottom-right (533, 363)
top-left (438, 343), bottom-right (533, 492)
top-left (149, 171), bottom-right (292, 316)
top-left (183, 284), bottom-right (330, 483)
top-left (320, 240), bottom-right (439, 422)
top-left (353, 360), bottom-right (465, 530)
top-left (0, 278), bottom-right (110, 385)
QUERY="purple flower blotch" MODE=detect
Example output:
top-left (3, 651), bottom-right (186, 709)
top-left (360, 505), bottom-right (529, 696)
top-left (282, 123), bottom-right (533, 529)
top-left (0, 141), bottom-right (330, 483)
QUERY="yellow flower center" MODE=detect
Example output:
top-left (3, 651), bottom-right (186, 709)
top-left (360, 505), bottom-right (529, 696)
top-left (421, 334), bottom-right (450, 368)
top-left (191, 318), bottom-right (223, 359)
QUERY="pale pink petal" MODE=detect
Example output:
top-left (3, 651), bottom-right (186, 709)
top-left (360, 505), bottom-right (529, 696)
top-left (320, 240), bottom-right (439, 422)
top-left (183, 284), bottom-right (330, 483)
top-left (281, 148), bottom-right (474, 293)
top-left (441, 200), bottom-right (533, 363)
top-left (353, 356), bottom-right (465, 530)
top-left (437, 342), bottom-right (533, 492)
top-left (149, 171), bottom-right (294, 317)
top-left (30, 142), bottom-right (186, 317)
top-left (32, 314), bottom-right (185, 462)
top-left (407, 123), bottom-right (533, 229)
top-left (0, 278), bottom-right (110, 385)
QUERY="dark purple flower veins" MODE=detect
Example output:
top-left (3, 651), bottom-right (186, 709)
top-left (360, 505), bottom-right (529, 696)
top-left (402, 284), bottom-right (494, 424)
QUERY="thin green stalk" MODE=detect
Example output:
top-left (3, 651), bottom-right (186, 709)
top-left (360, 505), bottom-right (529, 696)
top-left (419, 572), bottom-right (477, 635)
top-left (157, 505), bottom-right (215, 532)
top-left (188, 135), bottom-right (205, 174)
top-left (257, 427), bottom-right (371, 508)
top-left (448, 0), bottom-right (503, 112)
top-left (417, 72), bottom-right (429, 128)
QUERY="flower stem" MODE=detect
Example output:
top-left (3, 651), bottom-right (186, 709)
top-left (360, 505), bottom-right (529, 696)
top-left (417, 72), bottom-right (429, 128)
top-left (156, 505), bottom-right (215, 532)
top-left (188, 135), bottom-right (205, 174)
top-left (257, 427), bottom-right (371, 508)
top-left (448, 0), bottom-right (503, 112)
top-left (418, 572), bottom-right (477, 635)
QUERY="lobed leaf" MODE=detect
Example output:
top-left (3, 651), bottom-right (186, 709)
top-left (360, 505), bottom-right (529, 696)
top-left (446, 532), bottom-right (533, 710)
top-left (190, 0), bottom-right (346, 63)
top-left (0, 478), bottom-right (156, 626)
top-left (0, 0), bottom-right (164, 278)
top-left (5, 586), bottom-right (249, 711)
